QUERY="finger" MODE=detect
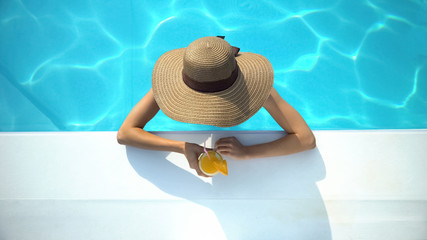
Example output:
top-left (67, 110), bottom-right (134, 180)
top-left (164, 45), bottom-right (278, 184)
top-left (221, 136), bottom-right (236, 140)
top-left (220, 136), bottom-right (237, 142)
top-left (218, 150), bottom-right (231, 157)
top-left (200, 172), bottom-right (211, 178)
top-left (215, 141), bottom-right (233, 148)
top-left (216, 146), bottom-right (231, 153)
top-left (217, 148), bottom-right (230, 153)
top-left (188, 158), bottom-right (199, 170)
top-left (215, 137), bottom-right (234, 144)
top-left (215, 140), bottom-right (228, 149)
top-left (189, 162), bottom-right (198, 170)
top-left (215, 145), bottom-right (232, 152)
top-left (216, 147), bottom-right (231, 154)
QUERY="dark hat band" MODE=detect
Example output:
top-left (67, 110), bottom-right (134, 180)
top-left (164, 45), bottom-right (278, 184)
top-left (182, 64), bottom-right (239, 93)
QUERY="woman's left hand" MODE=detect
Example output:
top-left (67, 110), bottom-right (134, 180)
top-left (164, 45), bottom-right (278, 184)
top-left (183, 142), bottom-right (210, 177)
top-left (214, 136), bottom-right (249, 160)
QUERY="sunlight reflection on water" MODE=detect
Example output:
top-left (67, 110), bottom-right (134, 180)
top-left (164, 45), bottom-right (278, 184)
top-left (0, 0), bottom-right (426, 131)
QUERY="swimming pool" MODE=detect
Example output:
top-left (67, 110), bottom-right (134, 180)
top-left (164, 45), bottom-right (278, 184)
top-left (1, 0), bottom-right (426, 131)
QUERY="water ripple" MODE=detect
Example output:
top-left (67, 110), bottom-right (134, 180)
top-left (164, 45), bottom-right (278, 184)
top-left (1, 0), bottom-right (426, 131)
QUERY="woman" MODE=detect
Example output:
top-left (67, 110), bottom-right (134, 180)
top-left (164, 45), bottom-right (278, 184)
top-left (117, 36), bottom-right (315, 177)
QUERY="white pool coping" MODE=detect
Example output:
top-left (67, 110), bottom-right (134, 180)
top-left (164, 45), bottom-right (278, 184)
top-left (1, 130), bottom-right (426, 239)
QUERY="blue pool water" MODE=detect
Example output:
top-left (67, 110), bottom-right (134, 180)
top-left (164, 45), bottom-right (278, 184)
top-left (1, 0), bottom-right (426, 131)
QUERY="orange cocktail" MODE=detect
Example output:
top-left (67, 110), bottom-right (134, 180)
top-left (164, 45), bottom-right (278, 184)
top-left (198, 150), bottom-right (228, 176)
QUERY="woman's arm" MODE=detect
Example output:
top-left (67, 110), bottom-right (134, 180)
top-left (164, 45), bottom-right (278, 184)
top-left (215, 87), bottom-right (316, 159)
top-left (117, 89), bottom-right (184, 152)
top-left (117, 89), bottom-right (209, 177)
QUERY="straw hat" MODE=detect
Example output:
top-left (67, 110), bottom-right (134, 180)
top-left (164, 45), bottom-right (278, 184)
top-left (152, 36), bottom-right (274, 127)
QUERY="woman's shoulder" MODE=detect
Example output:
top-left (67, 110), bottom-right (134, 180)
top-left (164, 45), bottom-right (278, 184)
top-left (263, 87), bottom-right (282, 108)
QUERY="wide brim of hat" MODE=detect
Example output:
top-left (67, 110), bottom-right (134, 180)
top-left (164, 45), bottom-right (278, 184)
top-left (152, 48), bottom-right (274, 127)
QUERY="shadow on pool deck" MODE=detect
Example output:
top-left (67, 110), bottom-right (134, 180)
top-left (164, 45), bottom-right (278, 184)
top-left (125, 133), bottom-right (331, 239)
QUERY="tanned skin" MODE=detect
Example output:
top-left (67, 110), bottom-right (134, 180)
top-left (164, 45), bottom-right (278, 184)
top-left (117, 88), bottom-right (315, 177)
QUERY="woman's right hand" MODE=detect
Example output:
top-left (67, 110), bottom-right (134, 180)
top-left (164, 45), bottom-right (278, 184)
top-left (183, 142), bottom-right (210, 177)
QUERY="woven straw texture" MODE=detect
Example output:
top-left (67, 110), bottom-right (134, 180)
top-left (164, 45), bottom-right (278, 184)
top-left (152, 37), bottom-right (274, 127)
top-left (183, 36), bottom-right (236, 82)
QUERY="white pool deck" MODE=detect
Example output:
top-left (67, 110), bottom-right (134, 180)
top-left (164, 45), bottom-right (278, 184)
top-left (0, 130), bottom-right (426, 240)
